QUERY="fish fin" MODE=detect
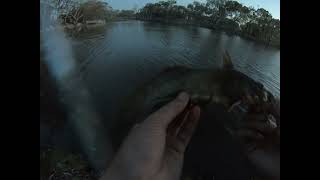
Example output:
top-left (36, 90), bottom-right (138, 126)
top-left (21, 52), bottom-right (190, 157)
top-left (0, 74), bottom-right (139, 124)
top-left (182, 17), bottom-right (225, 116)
top-left (222, 50), bottom-right (234, 69)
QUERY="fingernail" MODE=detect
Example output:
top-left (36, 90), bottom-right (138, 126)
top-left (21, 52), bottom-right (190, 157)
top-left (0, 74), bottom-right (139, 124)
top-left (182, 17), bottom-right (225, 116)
top-left (177, 92), bottom-right (189, 101)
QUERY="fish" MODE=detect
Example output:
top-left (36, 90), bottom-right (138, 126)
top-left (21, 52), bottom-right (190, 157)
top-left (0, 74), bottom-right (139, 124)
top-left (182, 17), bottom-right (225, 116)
top-left (112, 50), bottom-right (279, 179)
top-left (114, 50), bottom-right (276, 139)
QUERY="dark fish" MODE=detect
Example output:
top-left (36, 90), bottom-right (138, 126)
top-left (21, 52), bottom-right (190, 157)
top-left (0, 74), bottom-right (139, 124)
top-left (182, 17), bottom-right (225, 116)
top-left (113, 51), bottom-right (278, 180)
top-left (116, 51), bottom-right (274, 132)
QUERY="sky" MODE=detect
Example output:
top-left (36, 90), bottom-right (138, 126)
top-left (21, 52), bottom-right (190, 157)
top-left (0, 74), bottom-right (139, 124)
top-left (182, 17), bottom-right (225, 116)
top-left (104, 0), bottom-right (280, 19)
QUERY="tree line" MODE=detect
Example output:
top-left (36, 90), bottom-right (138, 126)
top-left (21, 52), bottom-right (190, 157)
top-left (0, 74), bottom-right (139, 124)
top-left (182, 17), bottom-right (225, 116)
top-left (41, 0), bottom-right (136, 26)
top-left (136, 0), bottom-right (280, 47)
top-left (42, 0), bottom-right (279, 47)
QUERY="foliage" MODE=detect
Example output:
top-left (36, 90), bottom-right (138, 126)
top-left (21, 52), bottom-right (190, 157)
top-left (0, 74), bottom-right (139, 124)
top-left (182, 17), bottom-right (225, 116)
top-left (116, 10), bottom-right (136, 18)
top-left (50, 0), bottom-right (113, 25)
top-left (80, 0), bottom-right (111, 21)
top-left (137, 0), bottom-right (280, 46)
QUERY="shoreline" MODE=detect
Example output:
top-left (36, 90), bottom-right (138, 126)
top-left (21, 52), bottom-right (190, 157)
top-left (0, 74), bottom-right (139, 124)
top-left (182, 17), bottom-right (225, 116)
top-left (136, 18), bottom-right (280, 49)
top-left (40, 19), bottom-right (279, 50)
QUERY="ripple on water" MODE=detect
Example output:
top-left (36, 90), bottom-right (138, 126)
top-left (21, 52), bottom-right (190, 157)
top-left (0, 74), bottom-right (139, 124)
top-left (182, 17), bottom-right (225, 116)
top-left (72, 21), bottom-right (280, 112)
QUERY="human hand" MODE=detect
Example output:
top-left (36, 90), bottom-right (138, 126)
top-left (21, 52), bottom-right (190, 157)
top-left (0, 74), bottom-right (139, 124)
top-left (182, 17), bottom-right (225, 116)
top-left (101, 92), bottom-right (201, 180)
top-left (236, 99), bottom-right (280, 180)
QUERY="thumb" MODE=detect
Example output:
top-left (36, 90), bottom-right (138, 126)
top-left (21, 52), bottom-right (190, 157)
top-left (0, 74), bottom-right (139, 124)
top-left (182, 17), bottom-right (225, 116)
top-left (146, 92), bottom-right (190, 128)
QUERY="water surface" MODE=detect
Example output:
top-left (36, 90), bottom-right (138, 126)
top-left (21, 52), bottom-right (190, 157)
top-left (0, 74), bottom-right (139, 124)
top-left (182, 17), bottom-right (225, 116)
top-left (70, 20), bottom-right (279, 128)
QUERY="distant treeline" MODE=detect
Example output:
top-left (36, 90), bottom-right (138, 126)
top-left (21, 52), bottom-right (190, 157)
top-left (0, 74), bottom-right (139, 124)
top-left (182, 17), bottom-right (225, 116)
top-left (41, 0), bottom-right (136, 26)
top-left (42, 0), bottom-right (279, 47)
top-left (136, 0), bottom-right (280, 47)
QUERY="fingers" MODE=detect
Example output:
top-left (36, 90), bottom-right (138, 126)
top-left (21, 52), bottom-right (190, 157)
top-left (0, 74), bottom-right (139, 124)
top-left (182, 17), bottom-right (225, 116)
top-left (147, 92), bottom-right (190, 128)
top-left (167, 109), bottom-right (191, 137)
top-left (244, 114), bottom-right (277, 135)
top-left (168, 106), bottom-right (200, 154)
top-left (238, 114), bottom-right (280, 153)
top-left (177, 106), bottom-right (201, 148)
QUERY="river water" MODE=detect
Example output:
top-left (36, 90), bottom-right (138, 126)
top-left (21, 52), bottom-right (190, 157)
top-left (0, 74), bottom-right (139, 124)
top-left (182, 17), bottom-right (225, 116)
top-left (41, 20), bottom-right (280, 172)
top-left (70, 20), bottom-right (279, 127)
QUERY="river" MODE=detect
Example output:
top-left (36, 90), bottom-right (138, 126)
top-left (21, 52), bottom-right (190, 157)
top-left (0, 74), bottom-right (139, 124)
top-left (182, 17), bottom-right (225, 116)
top-left (41, 20), bottom-right (280, 172)
top-left (70, 20), bottom-right (279, 127)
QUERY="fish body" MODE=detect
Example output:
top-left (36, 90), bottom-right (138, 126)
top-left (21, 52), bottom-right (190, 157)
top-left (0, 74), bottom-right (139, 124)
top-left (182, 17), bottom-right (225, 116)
top-left (112, 51), bottom-right (278, 179)
top-left (113, 51), bottom-right (275, 145)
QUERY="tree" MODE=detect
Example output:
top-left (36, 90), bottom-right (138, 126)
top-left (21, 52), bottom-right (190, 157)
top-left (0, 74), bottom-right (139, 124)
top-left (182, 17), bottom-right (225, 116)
top-left (224, 0), bottom-right (242, 21)
top-left (139, 3), bottom-right (155, 19)
top-left (158, 0), bottom-right (177, 8)
top-left (52, 0), bottom-right (78, 14)
top-left (59, 0), bottom-right (112, 24)
top-left (224, 1), bottom-right (242, 12)
top-left (206, 0), bottom-right (228, 24)
top-left (254, 8), bottom-right (272, 40)
top-left (157, 0), bottom-right (177, 18)
top-left (55, 0), bottom-right (83, 25)
top-left (187, 1), bottom-right (207, 21)
top-left (136, 0), bottom-right (279, 47)
top-left (117, 10), bottom-right (136, 18)
top-left (238, 5), bottom-right (250, 25)
top-left (206, 0), bottom-right (227, 11)
top-left (81, 0), bottom-right (110, 20)
top-left (169, 5), bottom-right (188, 19)
top-left (240, 6), bottom-right (258, 37)
top-left (264, 18), bottom-right (280, 45)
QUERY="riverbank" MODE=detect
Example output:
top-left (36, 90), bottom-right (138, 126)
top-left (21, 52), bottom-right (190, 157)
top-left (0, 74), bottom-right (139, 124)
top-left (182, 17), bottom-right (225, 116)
top-left (41, 17), bottom-right (136, 35)
top-left (137, 18), bottom-right (279, 48)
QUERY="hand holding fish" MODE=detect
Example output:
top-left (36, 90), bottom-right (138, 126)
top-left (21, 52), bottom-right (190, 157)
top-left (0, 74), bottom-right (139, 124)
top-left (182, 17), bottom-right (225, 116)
top-left (101, 92), bottom-right (200, 180)
top-left (236, 98), bottom-right (280, 180)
